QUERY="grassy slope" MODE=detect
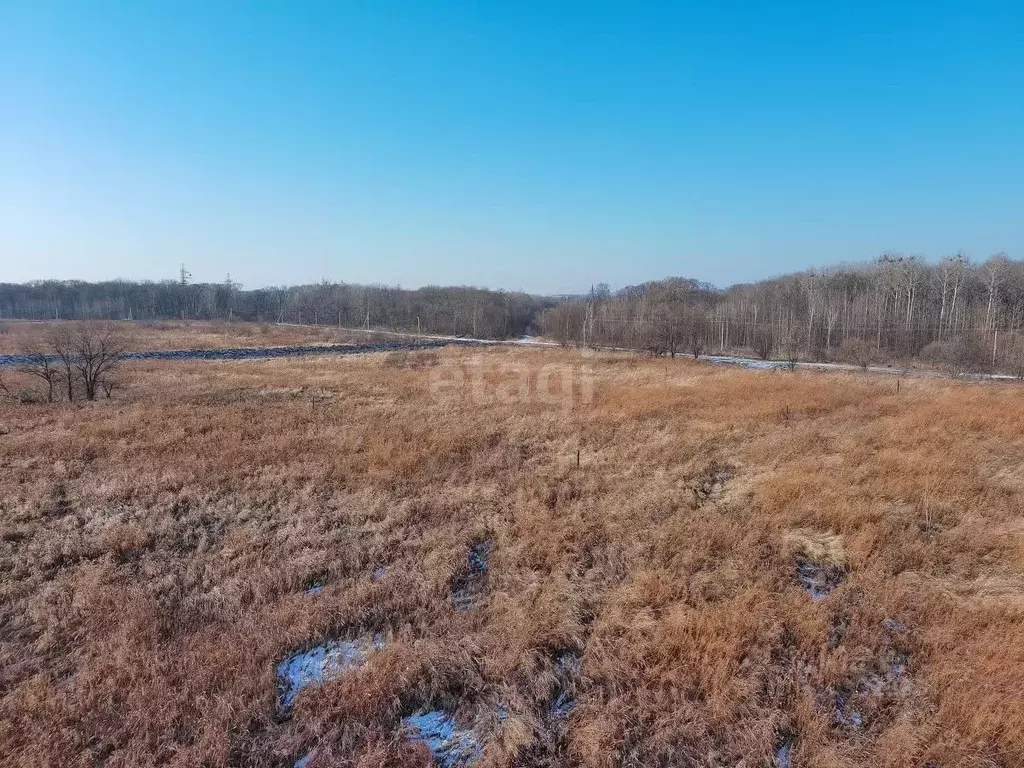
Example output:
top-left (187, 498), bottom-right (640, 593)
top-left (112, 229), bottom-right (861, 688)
top-left (1, 338), bottom-right (1022, 767)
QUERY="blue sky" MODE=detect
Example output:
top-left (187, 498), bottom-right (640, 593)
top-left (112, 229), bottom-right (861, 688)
top-left (2, 1), bottom-right (1022, 293)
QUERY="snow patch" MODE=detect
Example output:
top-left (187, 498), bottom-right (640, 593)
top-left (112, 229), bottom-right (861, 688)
top-left (402, 710), bottom-right (483, 767)
top-left (276, 634), bottom-right (386, 708)
top-left (708, 355), bottom-right (782, 370)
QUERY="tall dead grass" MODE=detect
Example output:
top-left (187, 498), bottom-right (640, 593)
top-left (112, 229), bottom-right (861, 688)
top-left (1, 335), bottom-right (1022, 767)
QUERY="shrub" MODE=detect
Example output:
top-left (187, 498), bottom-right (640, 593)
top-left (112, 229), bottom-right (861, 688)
top-left (921, 335), bottom-right (990, 377)
top-left (753, 327), bottom-right (775, 360)
top-left (1004, 335), bottom-right (1024, 380)
top-left (838, 338), bottom-right (878, 370)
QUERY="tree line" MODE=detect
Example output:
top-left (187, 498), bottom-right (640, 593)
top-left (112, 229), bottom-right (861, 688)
top-left (0, 279), bottom-right (548, 340)
top-left (5, 252), bottom-right (1024, 373)
top-left (537, 253), bottom-right (1024, 374)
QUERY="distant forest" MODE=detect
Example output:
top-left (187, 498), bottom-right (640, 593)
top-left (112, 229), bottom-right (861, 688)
top-left (0, 278), bottom-right (548, 341)
top-left (538, 253), bottom-right (1024, 373)
top-left (5, 252), bottom-right (1024, 373)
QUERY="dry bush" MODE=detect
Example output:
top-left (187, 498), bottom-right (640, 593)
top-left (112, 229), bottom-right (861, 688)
top-left (921, 335), bottom-right (990, 377)
top-left (754, 327), bottom-right (775, 360)
top-left (1, 344), bottom-right (1023, 767)
top-left (1004, 334), bottom-right (1024, 379)
top-left (838, 337), bottom-right (880, 370)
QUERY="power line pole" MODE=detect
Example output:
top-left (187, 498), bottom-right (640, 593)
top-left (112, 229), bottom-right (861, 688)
top-left (179, 263), bottom-right (192, 319)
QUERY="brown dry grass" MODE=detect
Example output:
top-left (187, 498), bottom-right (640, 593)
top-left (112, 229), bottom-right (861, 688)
top-left (0, 320), bottom-right (377, 354)
top-left (1, 328), bottom-right (1023, 767)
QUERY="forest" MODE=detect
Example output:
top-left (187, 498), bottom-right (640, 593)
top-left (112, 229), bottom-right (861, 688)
top-left (0, 278), bottom-right (548, 341)
top-left (537, 253), bottom-right (1024, 374)
top-left (4, 252), bottom-right (1024, 372)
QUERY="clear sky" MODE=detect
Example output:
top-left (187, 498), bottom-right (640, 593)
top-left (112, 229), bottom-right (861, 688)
top-left (2, 1), bottom-right (1022, 293)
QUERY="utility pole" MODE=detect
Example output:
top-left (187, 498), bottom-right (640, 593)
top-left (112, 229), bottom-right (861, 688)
top-left (179, 263), bottom-right (191, 320)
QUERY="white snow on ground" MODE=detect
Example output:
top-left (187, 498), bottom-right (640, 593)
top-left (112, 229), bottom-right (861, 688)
top-left (276, 634), bottom-right (386, 708)
top-left (280, 323), bottom-right (1023, 381)
top-left (402, 709), bottom-right (483, 767)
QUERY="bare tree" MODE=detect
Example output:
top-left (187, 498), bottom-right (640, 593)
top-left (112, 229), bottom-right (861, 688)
top-left (649, 283), bottom-right (686, 358)
top-left (17, 347), bottom-right (62, 403)
top-left (685, 308), bottom-right (711, 359)
top-left (822, 301), bottom-right (841, 358)
top-left (19, 323), bottom-right (130, 403)
top-left (70, 323), bottom-right (129, 401)
top-left (800, 270), bottom-right (820, 356)
top-left (780, 322), bottom-right (801, 370)
top-left (753, 325), bottom-right (775, 360)
top-left (1006, 335), bottom-right (1024, 380)
top-left (100, 378), bottom-right (118, 399)
top-left (982, 253), bottom-right (1010, 332)
top-left (936, 253), bottom-right (968, 339)
top-left (50, 326), bottom-right (77, 402)
top-left (838, 338), bottom-right (876, 370)
top-left (921, 335), bottom-right (989, 377)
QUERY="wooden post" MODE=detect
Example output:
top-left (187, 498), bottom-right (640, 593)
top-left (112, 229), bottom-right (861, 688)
top-left (576, 448), bottom-right (580, 469)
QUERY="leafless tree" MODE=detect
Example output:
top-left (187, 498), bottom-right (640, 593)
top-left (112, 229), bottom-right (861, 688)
top-left (649, 283), bottom-right (687, 358)
top-left (100, 378), bottom-right (118, 399)
top-left (838, 338), bottom-right (875, 370)
top-left (50, 326), bottom-right (77, 402)
top-left (921, 335), bottom-right (989, 377)
top-left (780, 322), bottom-right (801, 370)
top-left (69, 323), bottom-right (129, 400)
top-left (1006, 336), bottom-right (1024, 380)
top-left (685, 308), bottom-right (711, 359)
top-left (753, 326), bottom-right (775, 360)
top-left (17, 347), bottom-right (62, 403)
top-left (821, 305), bottom-right (839, 357)
top-left (982, 254), bottom-right (1010, 331)
top-left (15, 323), bottom-right (129, 403)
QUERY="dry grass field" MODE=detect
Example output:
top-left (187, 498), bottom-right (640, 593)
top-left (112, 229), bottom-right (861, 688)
top-left (1, 326), bottom-right (1023, 767)
top-left (0, 320), bottom-right (367, 355)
